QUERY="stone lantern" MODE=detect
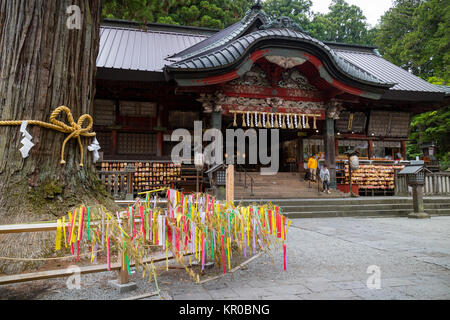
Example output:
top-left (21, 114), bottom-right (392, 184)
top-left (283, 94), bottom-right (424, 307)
top-left (398, 165), bottom-right (432, 219)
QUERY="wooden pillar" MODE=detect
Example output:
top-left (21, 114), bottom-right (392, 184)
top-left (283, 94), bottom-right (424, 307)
top-left (156, 104), bottom-right (163, 157)
top-left (226, 164), bottom-right (234, 204)
top-left (324, 117), bottom-right (336, 188)
top-left (117, 239), bottom-right (129, 284)
top-left (210, 111), bottom-right (222, 164)
top-left (368, 140), bottom-right (374, 159)
top-left (401, 141), bottom-right (406, 159)
top-left (210, 111), bottom-right (222, 130)
top-left (297, 137), bottom-right (303, 172)
top-left (157, 132), bottom-right (163, 157)
top-left (112, 130), bottom-right (118, 156)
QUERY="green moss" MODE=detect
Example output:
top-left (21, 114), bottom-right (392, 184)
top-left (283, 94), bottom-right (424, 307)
top-left (28, 179), bottom-right (65, 214)
top-left (42, 180), bottom-right (63, 199)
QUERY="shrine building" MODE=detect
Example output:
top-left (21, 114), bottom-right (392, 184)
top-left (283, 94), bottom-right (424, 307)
top-left (94, 5), bottom-right (448, 197)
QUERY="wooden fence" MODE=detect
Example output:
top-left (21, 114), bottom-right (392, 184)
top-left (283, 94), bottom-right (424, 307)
top-left (395, 171), bottom-right (450, 196)
top-left (0, 218), bottom-right (184, 287)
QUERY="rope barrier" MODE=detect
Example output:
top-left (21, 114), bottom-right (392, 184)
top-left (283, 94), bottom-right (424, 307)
top-left (0, 106), bottom-right (96, 166)
top-left (0, 250), bottom-right (103, 261)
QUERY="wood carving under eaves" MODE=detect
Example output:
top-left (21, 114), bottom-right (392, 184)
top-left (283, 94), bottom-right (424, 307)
top-left (197, 93), bottom-right (325, 113)
top-left (198, 65), bottom-right (323, 113)
top-left (326, 100), bottom-right (344, 120)
top-left (278, 69), bottom-right (317, 90)
top-left (229, 65), bottom-right (271, 87)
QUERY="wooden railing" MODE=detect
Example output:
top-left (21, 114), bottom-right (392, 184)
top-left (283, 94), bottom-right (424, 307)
top-left (395, 171), bottom-right (450, 196)
top-left (99, 171), bottom-right (129, 199)
top-left (0, 217), bottom-right (184, 288)
top-left (99, 165), bottom-right (135, 200)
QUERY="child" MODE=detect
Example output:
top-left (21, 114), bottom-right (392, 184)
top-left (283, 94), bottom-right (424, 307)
top-left (320, 164), bottom-right (331, 194)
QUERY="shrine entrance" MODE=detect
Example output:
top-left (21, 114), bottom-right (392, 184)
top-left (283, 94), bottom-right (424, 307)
top-left (220, 111), bottom-right (326, 175)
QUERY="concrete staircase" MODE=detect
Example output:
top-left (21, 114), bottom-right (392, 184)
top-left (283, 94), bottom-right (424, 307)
top-left (234, 171), bottom-right (345, 200)
top-left (235, 197), bottom-right (450, 218)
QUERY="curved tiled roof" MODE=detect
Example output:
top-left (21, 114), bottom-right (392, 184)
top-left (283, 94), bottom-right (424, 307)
top-left (168, 27), bottom-right (393, 87)
top-left (168, 8), bottom-right (269, 62)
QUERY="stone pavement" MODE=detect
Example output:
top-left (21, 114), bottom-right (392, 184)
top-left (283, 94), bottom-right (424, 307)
top-left (164, 216), bottom-right (450, 300)
top-left (11, 216), bottom-right (450, 300)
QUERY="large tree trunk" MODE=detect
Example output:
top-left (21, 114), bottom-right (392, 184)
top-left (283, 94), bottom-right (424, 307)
top-left (0, 0), bottom-right (115, 273)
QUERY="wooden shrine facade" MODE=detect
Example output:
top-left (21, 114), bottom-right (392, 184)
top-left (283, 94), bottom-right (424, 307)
top-left (93, 9), bottom-right (447, 195)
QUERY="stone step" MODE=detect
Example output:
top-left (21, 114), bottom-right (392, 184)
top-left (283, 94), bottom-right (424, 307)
top-left (279, 202), bottom-right (450, 212)
top-left (236, 197), bottom-right (450, 206)
top-left (284, 208), bottom-right (450, 219)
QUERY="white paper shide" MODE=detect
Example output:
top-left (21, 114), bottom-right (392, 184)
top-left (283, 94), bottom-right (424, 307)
top-left (87, 137), bottom-right (101, 163)
top-left (19, 121), bottom-right (34, 158)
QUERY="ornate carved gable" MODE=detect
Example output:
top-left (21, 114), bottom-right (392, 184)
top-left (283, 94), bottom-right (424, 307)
top-left (278, 69), bottom-right (317, 91)
top-left (229, 65), bottom-right (271, 87)
top-left (228, 63), bottom-right (317, 91)
top-left (197, 58), bottom-right (323, 114)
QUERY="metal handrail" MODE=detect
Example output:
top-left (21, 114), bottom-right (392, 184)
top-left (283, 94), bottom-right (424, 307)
top-left (236, 164), bottom-right (254, 196)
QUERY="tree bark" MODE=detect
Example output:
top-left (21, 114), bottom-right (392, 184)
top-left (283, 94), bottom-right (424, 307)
top-left (0, 0), bottom-right (115, 273)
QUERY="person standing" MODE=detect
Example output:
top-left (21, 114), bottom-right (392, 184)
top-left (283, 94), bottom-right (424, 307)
top-left (307, 154), bottom-right (318, 182)
top-left (320, 164), bottom-right (331, 194)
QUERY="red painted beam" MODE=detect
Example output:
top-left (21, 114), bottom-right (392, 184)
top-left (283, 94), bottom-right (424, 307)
top-left (192, 49), bottom-right (368, 98)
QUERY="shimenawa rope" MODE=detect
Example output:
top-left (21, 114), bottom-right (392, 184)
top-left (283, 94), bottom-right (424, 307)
top-left (0, 106), bottom-right (96, 166)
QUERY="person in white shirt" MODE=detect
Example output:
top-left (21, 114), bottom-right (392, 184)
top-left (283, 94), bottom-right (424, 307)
top-left (320, 164), bottom-right (331, 194)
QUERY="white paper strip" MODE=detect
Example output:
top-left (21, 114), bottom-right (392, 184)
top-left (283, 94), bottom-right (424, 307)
top-left (87, 137), bottom-right (101, 163)
top-left (19, 121), bottom-right (34, 158)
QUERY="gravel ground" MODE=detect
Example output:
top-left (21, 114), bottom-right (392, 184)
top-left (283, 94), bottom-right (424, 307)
top-left (1, 216), bottom-right (450, 300)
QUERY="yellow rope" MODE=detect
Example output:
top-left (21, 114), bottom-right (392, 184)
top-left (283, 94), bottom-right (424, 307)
top-left (0, 106), bottom-right (96, 166)
top-left (0, 250), bottom-right (103, 261)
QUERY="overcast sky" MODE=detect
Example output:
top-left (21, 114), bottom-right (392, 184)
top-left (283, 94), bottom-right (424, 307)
top-left (310, 0), bottom-right (394, 27)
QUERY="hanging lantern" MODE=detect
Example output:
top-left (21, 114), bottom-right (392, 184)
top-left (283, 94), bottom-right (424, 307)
top-left (250, 112), bottom-right (254, 127)
top-left (274, 114), bottom-right (279, 128)
top-left (304, 116), bottom-right (310, 129)
top-left (265, 112), bottom-right (271, 128)
top-left (349, 154), bottom-right (359, 170)
top-left (313, 115), bottom-right (317, 130)
top-left (233, 112), bottom-right (237, 127)
top-left (242, 113), bottom-right (246, 127)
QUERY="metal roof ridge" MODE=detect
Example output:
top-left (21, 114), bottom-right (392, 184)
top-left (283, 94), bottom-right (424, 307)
top-left (101, 18), bottom-right (220, 32)
top-left (333, 48), bottom-right (378, 55)
top-left (100, 25), bottom-right (210, 38)
top-left (324, 41), bottom-right (378, 50)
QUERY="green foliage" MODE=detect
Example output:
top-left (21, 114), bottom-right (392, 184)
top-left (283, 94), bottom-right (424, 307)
top-left (375, 0), bottom-right (450, 82)
top-left (407, 105), bottom-right (450, 169)
top-left (376, 1), bottom-right (450, 168)
top-left (102, 0), bottom-right (254, 29)
top-left (262, 0), bottom-right (312, 28)
top-left (307, 0), bottom-right (375, 45)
